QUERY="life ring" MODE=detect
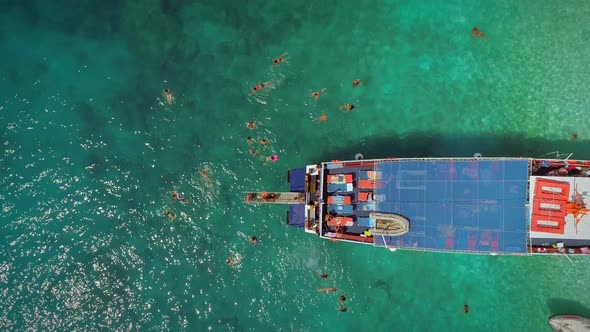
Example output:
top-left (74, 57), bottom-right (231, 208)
top-left (335, 218), bottom-right (342, 225)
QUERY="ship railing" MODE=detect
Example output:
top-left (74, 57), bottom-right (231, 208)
top-left (539, 151), bottom-right (573, 160)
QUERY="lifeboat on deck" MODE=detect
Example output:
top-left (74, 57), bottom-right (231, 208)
top-left (369, 212), bottom-right (410, 236)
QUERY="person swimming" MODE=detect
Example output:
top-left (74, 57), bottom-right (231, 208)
top-left (199, 168), bottom-right (212, 187)
top-left (162, 89), bottom-right (175, 105)
top-left (317, 271), bottom-right (329, 279)
top-left (352, 79), bottom-right (363, 87)
top-left (249, 82), bottom-right (273, 96)
top-left (265, 154), bottom-right (279, 164)
top-left (463, 303), bottom-right (470, 314)
top-left (246, 121), bottom-right (257, 130)
top-left (338, 294), bottom-right (347, 302)
top-left (249, 236), bottom-right (258, 246)
top-left (472, 27), bottom-right (487, 39)
top-left (339, 304), bottom-right (348, 312)
top-left (171, 191), bottom-right (189, 205)
top-left (313, 113), bottom-right (328, 122)
top-left (247, 136), bottom-right (254, 145)
top-left (226, 254), bottom-right (242, 267)
top-left (259, 138), bottom-right (268, 146)
top-left (249, 148), bottom-right (258, 157)
top-left (273, 52), bottom-right (288, 66)
top-left (311, 88), bottom-right (326, 100)
top-left (165, 209), bottom-right (176, 222)
top-left (340, 104), bottom-right (355, 112)
top-left (318, 287), bottom-right (337, 293)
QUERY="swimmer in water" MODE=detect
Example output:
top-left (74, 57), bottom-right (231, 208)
top-left (463, 304), bottom-right (470, 314)
top-left (246, 121), bottom-right (257, 130)
top-left (259, 138), bottom-right (269, 146)
top-left (226, 255), bottom-right (242, 267)
top-left (249, 236), bottom-right (258, 246)
top-left (472, 27), bottom-right (487, 39)
top-left (311, 88), bottom-right (326, 100)
top-left (165, 209), bottom-right (176, 222)
top-left (338, 294), bottom-right (347, 302)
top-left (162, 89), bottom-right (175, 105)
top-left (247, 136), bottom-right (254, 145)
top-left (249, 81), bottom-right (273, 96)
top-left (264, 154), bottom-right (279, 164)
top-left (313, 113), bottom-right (328, 123)
top-left (339, 304), bottom-right (348, 312)
top-left (571, 133), bottom-right (578, 140)
top-left (339, 104), bottom-right (355, 112)
top-left (318, 287), bottom-right (337, 293)
top-left (317, 271), bottom-right (329, 279)
top-left (249, 148), bottom-right (258, 157)
top-left (273, 52), bottom-right (288, 66)
top-left (199, 168), bottom-right (212, 187)
top-left (171, 191), bottom-right (189, 205)
top-left (352, 79), bottom-right (363, 87)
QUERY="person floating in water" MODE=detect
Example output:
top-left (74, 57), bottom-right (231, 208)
top-left (273, 52), bottom-right (288, 66)
top-left (249, 82), bottom-right (273, 96)
top-left (318, 287), bottom-right (337, 293)
top-left (311, 88), bottom-right (326, 100)
top-left (199, 168), bottom-right (212, 187)
top-left (472, 27), bottom-right (487, 39)
top-left (249, 236), bottom-right (258, 246)
top-left (352, 79), bottom-right (363, 87)
top-left (317, 271), bottom-right (329, 279)
top-left (171, 191), bottom-right (189, 205)
top-left (264, 154), bottom-right (279, 164)
top-left (226, 254), bottom-right (242, 267)
top-left (339, 304), bottom-right (348, 312)
top-left (571, 133), bottom-right (578, 140)
top-left (463, 303), bottom-right (470, 314)
top-left (162, 89), bottom-right (175, 105)
top-left (246, 121), bottom-right (257, 130)
top-left (313, 113), bottom-right (328, 123)
top-left (165, 209), bottom-right (176, 222)
top-left (340, 104), bottom-right (355, 112)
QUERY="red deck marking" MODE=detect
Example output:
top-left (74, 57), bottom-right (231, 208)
top-left (358, 192), bottom-right (370, 201)
top-left (327, 217), bottom-right (354, 227)
top-left (532, 200), bottom-right (567, 217)
top-left (445, 238), bottom-right (455, 249)
top-left (327, 174), bottom-right (353, 184)
top-left (531, 178), bottom-right (569, 234)
top-left (534, 178), bottom-right (570, 201)
top-left (531, 214), bottom-right (565, 234)
top-left (358, 179), bottom-right (383, 189)
top-left (327, 196), bottom-right (351, 205)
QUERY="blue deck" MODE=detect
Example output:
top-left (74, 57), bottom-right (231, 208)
top-left (289, 168), bottom-right (306, 192)
top-left (372, 159), bottom-right (530, 254)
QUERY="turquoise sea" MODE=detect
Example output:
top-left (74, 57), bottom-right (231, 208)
top-left (2, 0), bottom-right (590, 331)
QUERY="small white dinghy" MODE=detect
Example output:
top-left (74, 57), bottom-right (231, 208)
top-left (549, 315), bottom-right (590, 332)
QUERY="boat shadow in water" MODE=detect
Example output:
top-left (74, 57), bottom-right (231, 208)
top-left (312, 132), bottom-right (590, 161)
top-left (547, 298), bottom-right (590, 317)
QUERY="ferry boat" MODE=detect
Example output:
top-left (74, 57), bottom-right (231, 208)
top-left (245, 156), bottom-right (590, 255)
